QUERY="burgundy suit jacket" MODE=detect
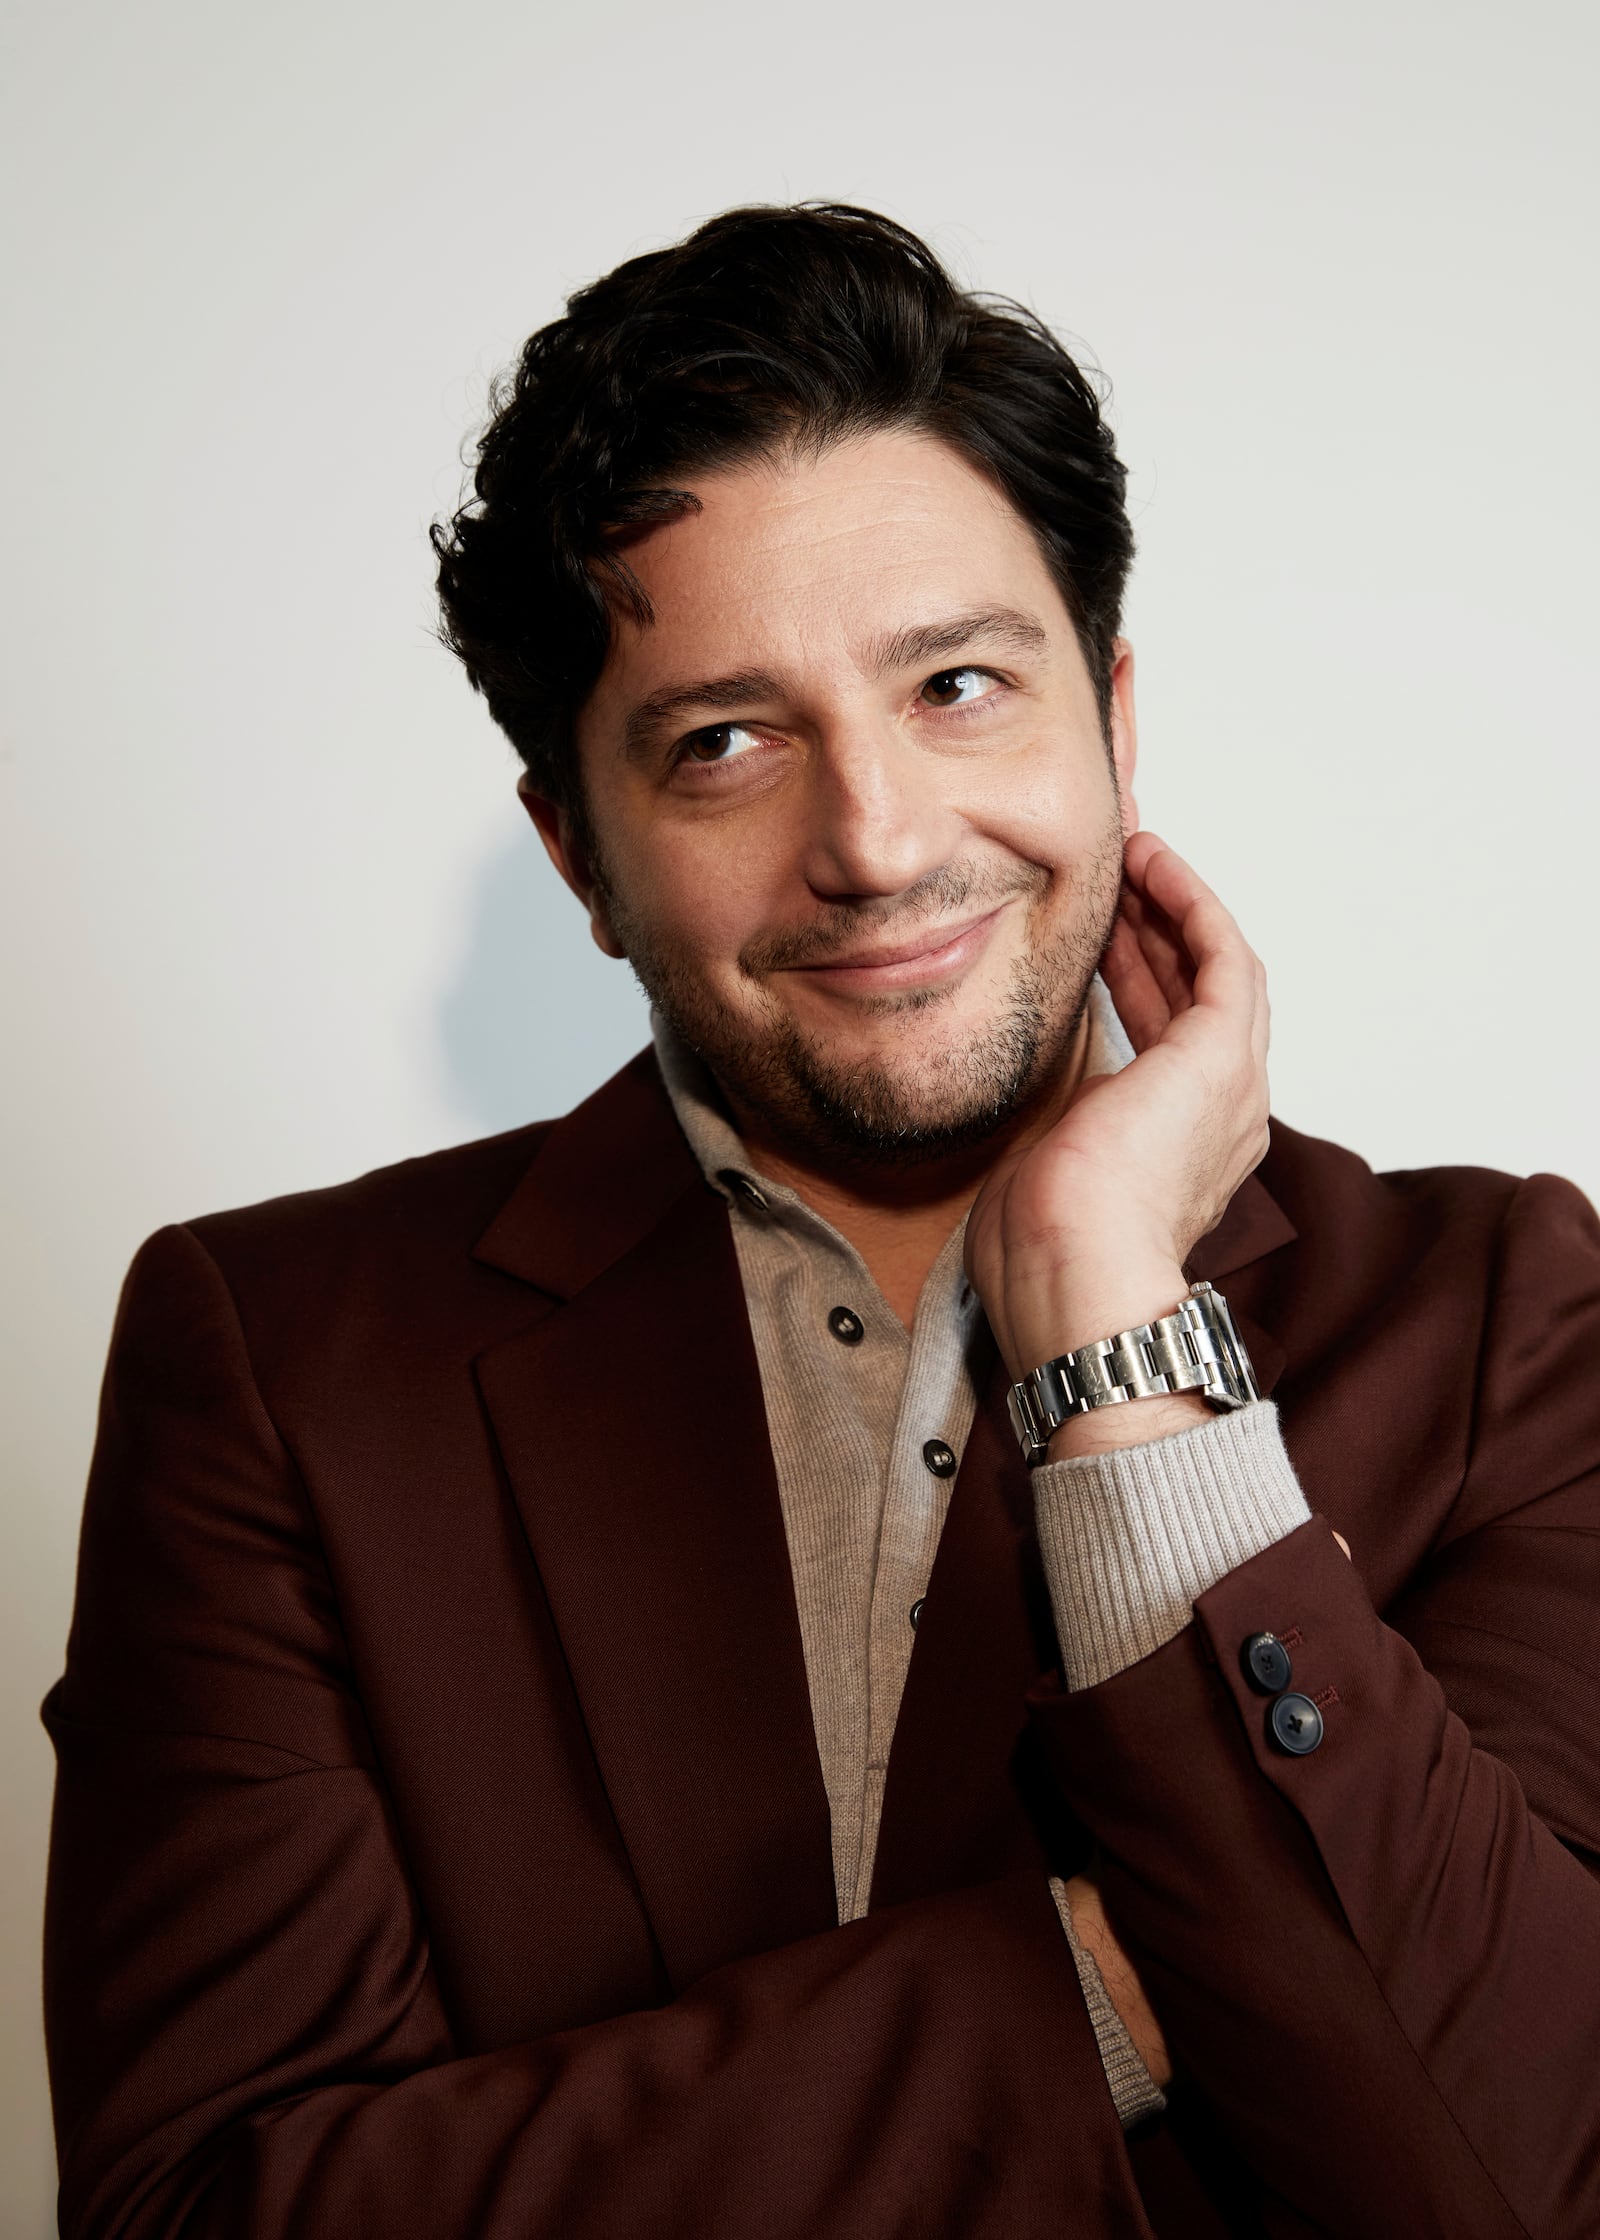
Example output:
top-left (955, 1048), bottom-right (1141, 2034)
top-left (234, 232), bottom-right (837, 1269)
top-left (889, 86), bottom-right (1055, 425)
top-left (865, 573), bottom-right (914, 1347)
top-left (42, 1049), bottom-right (1600, 2237)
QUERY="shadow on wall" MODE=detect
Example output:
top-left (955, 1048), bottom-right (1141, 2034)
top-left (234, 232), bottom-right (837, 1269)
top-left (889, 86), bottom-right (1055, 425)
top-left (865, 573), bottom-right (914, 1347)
top-left (438, 825), bottom-right (652, 1134)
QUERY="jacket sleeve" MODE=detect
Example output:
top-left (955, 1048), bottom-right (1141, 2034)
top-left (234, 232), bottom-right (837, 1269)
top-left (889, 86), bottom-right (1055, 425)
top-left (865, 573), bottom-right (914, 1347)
top-left (1027, 1171), bottom-right (1600, 2240)
top-left (42, 1224), bottom-right (1146, 2240)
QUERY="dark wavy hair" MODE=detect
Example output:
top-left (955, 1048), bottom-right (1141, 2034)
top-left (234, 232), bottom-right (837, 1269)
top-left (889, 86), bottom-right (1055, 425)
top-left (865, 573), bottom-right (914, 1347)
top-left (432, 201), bottom-right (1135, 811)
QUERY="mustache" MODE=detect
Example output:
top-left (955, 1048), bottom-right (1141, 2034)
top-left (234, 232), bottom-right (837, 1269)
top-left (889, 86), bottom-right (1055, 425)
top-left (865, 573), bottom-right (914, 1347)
top-left (737, 861), bottom-right (1049, 976)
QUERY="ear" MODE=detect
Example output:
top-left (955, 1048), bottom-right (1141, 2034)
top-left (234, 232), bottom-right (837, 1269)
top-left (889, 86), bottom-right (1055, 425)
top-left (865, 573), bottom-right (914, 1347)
top-left (1106, 637), bottom-right (1140, 837)
top-left (516, 775), bottom-right (627, 960)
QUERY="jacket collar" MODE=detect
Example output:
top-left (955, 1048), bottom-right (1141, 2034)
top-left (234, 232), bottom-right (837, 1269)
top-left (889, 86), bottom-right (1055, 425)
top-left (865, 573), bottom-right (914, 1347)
top-left (472, 1048), bottom-right (703, 1300)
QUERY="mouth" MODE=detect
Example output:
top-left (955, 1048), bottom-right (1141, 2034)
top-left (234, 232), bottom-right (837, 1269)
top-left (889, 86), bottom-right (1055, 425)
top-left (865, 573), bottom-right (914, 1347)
top-left (779, 904), bottom-right (1008, 995)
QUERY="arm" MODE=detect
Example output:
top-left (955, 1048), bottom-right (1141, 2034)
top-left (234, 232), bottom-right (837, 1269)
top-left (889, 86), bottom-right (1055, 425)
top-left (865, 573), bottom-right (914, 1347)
top-left (968, 831), bottom-right (1600, 2235)
top-left (1036, 1366), bottom-right (1600, 2235)
top-left (1040, 1396), bottom-right (1324, 2098)
top-left (1043, 1398), bottom-right (1316, 2116)
top-left (42, 1224), bottom-right (1142, 2240)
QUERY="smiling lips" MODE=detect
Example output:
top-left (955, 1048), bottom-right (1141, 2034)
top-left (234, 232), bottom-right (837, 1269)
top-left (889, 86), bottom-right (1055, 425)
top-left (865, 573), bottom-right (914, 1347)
top-left (782, 905), bottom-right (1007, 994)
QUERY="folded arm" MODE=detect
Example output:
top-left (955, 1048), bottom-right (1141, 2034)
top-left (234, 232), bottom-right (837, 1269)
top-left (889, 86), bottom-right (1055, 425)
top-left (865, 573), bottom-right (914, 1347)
top-left (1028, 1175), bottom-right (1600, 2239)
top-left (43, 1223), bottom-right (1144, 2240)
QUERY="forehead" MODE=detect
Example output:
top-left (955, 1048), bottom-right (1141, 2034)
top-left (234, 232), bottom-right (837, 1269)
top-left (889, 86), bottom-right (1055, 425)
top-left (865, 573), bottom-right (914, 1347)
top-left (583, 426), bottom-right (1074, 713)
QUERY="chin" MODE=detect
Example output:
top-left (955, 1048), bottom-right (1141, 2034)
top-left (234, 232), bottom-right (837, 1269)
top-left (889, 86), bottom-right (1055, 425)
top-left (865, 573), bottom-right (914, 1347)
top-left (795, 999), bottom-right (977, 1076)
top-left (781, 997), bottom-right (1071, 1165)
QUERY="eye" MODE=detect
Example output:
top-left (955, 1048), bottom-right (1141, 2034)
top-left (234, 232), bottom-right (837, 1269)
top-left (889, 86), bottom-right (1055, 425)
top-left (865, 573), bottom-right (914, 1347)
top-left (680, 722), bottom-right (762, 765)
top-left (919, 666), bottom-right (999, 710)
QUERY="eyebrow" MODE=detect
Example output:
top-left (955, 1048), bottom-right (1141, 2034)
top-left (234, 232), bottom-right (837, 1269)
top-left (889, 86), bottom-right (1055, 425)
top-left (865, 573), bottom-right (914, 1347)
top-left (619, 605), bottom-right (1050, 761)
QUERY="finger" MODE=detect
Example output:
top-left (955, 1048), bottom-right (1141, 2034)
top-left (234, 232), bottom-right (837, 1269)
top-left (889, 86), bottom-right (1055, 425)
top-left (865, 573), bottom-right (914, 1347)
top-left (1251, 971), bottom-right (1272, 1075)
top-left (1130, 836), bottom-right (1263, 1025)
top-left (1120, 878), bottom-right (1195, 1019)
top-left (1098, 907), bottom-right (1173, 1054)
top-left (1130, 835), bottom-right (1254, 969)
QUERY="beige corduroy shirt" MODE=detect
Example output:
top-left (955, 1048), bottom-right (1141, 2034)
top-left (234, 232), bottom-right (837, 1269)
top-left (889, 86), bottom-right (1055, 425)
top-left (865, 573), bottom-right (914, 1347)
top-left (652, 975), bottom-right (1314, 2129)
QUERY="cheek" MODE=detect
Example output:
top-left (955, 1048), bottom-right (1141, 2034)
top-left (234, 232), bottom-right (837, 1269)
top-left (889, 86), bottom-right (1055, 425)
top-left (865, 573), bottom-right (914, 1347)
top-left (964, 740), bottom-right (1118, 871)
top-left (614, 817), bottom-right (785, 983)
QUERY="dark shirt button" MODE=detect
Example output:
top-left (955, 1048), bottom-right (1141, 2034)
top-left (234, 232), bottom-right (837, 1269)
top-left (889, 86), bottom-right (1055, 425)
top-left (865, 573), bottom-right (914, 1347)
top-left (909, 1597), bottom-right (925, 1630)
top-left (922, 1438), bottom-right (957, 1478)
top-left (827, 1306), bottom-right (865, 1345)
top-left (718, 1168), bottom-right (769, 1211)
top-left (1268, 1692), bottom-right (1325, 1755)
top-left (1241, 1630), bottom-right (1294, 1694)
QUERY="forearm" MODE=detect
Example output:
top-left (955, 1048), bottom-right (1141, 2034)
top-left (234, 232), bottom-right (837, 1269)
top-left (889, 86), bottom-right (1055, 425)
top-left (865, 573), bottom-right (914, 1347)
top-left (1033, 1400), bottom-right (1310, 1691)
top-left (44, 1718), bottom-right (1139, 2240)
top-left (1030, 1516), bottom-right (1600, 2238)
top-left (1033, 1402), bottom-right (1298, 2125)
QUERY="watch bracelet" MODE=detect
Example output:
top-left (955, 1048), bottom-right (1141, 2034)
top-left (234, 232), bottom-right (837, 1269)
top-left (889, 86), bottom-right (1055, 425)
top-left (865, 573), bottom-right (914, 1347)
top-left (1007, 1281), bottom-right (1259, 1465)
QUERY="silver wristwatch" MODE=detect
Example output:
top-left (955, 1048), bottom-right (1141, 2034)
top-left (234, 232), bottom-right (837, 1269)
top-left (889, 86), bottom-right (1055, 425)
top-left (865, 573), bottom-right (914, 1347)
top-left (1006, 1280), bottom-right (1259, 1465)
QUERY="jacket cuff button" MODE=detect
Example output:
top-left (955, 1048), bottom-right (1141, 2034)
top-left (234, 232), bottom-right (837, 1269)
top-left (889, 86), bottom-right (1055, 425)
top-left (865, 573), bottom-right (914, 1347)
top-left (1241, 1630), bottom-right (1293, 1694)
top-left (1268, 1692), bottom-right (1325, 1755)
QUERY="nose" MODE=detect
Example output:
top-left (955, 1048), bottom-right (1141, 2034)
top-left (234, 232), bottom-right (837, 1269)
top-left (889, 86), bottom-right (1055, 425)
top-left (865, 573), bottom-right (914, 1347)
top-left (799, 724), bottom-right (963, 905)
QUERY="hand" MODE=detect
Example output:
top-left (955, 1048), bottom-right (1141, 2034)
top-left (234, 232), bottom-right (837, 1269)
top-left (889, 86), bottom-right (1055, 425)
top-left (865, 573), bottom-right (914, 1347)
top-left (965, 831), bottom-right (1271, 1438)
top-left (1063, 1863), bottom-right (1173, 2090)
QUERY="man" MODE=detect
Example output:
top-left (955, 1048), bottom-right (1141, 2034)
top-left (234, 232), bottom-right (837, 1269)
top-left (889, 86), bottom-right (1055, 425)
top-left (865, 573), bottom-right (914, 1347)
top-left (42, 202), bottom-right (1600, 2236)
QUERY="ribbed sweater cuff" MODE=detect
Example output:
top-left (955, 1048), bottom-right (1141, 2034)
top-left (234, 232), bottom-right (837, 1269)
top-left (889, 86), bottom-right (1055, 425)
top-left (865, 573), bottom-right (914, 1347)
top-left (1049, 1875), bottom-right (1168, 2129)
top-left (1033, 1400), bottom-right (1312, 1692)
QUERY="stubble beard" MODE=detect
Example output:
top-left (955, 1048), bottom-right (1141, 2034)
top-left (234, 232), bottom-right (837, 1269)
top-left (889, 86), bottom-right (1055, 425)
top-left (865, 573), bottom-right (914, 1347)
top-left (593, 815), bottom-right (1126, 1170)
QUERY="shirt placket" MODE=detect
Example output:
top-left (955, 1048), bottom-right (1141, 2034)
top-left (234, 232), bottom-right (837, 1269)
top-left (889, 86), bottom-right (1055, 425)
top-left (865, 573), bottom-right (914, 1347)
top-left (726, 1192), bottom-right (909, 1916)
top-left (848, 1228), bottom-right (982, 1920)
top-left (669, 1099), bottom-right (986, 1925)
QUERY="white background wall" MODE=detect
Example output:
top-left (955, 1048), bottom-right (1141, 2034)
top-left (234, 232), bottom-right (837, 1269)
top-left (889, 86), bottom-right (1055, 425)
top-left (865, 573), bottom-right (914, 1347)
top-left (3, 0), bottom-right (1596, 2226)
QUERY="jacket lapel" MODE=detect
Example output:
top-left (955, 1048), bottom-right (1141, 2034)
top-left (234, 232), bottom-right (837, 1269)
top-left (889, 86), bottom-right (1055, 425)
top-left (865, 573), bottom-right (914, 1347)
top-left (870, 1160), bottom-right (1299, 1909)
top-left (472, 1054), bottom-right (836, 1993)
top-left (869, 1327), bottom-right (1078, 1909)
top-left (1189, 1163), bottom-right (1299, 1398)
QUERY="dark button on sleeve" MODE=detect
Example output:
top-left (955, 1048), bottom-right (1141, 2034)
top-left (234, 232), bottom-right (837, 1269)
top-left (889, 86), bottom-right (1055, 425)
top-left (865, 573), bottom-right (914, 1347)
top-left (1268, 1692), bottom-right (1325, 1755)
top-left (827, 1306), bottom-right (865, 1345)
top-left (1241, 1630), bottom-right (1293, 1694)
top-left (921, 1438), bottom-right (957, 1478)
top-left (909, 1597), bottom-right (925, 1630)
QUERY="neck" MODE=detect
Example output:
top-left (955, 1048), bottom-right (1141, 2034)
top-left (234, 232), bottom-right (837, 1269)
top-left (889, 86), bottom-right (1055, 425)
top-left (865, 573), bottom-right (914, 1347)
top-left (717, 1006), bottom-right (1093, 1329)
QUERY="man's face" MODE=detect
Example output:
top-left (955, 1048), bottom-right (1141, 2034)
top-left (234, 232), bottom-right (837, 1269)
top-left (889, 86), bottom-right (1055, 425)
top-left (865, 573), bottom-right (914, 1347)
top-left (535, 425), bottom-right (1137, 1166)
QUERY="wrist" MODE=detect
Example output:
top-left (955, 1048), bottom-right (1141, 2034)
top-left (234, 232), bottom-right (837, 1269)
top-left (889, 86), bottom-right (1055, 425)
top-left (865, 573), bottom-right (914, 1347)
top-left (1006, 1257), bottom-right (1191, 1383)
top-left (1005, 1273), bottom-right (1258, 1466)
top-left (1044, 1387), bottom-right (1211, 1463)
